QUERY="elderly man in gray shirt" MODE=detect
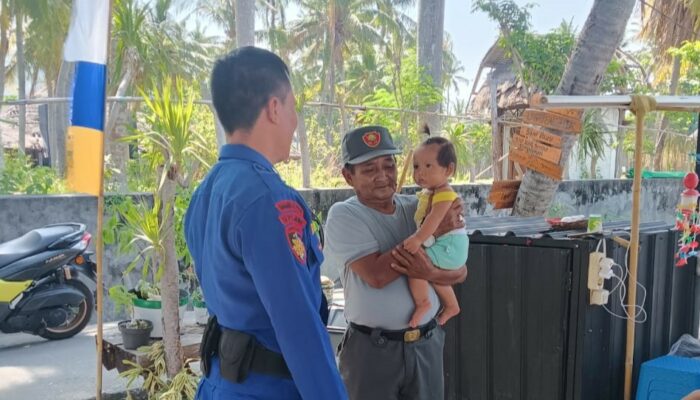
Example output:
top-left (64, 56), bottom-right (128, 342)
top-left (322, 125), bottom-right (468, 400)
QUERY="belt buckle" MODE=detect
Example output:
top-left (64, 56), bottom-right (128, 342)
top-left (404, 328), bottom-right (421, 343)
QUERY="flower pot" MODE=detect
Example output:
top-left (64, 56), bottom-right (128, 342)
top-left (192, 300), bottom-right (208, 325)
top-left (118, 319), bottom-right (153, 350)
top-left (133, 294), bottom-right (189, 338)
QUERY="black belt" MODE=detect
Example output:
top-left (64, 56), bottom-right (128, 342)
top-left (201, 316), bottom-right (291, 382)
top-left (349, 319), bottom-right (438, 343)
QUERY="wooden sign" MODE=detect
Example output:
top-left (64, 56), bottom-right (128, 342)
top-left (511, 133), bottom-right (562, 164)
top-left (520, 126), bottom-right (562, 147)
top-left (509, 148), bottom-right (563, 180)
top-left (523, 109), bottom-right (582, 133)
top-left (548, 108), bottom-right (583, 120)
top-left (487, 180), bottom-right (521, 209)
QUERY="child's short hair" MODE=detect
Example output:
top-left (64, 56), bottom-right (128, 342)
top-left (421, 136), bottom-right (457, 169)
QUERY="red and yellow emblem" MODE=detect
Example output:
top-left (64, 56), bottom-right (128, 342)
top-left (362, 131), bottom-right (381, 148)
top-left (275, 200), bottom-right (307, 264)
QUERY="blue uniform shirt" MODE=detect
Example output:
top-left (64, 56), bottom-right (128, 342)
top-left (185, 144), bottom-right (347, 400)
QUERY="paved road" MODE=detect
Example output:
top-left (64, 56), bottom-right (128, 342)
top-left (0, 322), bottom-right (131, 400)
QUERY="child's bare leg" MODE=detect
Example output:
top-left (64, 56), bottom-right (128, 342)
top-left (433, 284), bottom-right (460, 325)
top-left (407, 278), bottom-right (432, 328)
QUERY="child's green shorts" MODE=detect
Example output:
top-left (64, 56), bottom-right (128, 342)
top-left (425, 233), bottom-right (469, 270)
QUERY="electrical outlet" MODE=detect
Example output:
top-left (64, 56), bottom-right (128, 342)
top-left (599, 257), bottom-right (614, 279)
top-left (590, 288), bottom-right (610, 305)
top-left (588, 252), bottom-right (605, 290)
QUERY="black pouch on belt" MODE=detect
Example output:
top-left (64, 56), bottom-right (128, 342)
top-left (200, 315), bottom-right (221, 378)
top-left (218, 328), bottom-right (256, 383)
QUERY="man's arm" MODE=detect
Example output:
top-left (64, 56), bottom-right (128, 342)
top-left (347, 251), bottom-right (402, 289)
top-left (390, 245), bottom-right (468, 285)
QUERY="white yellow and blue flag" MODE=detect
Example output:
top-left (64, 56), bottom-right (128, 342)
top-left (63, 0), bottom-right (110, 196)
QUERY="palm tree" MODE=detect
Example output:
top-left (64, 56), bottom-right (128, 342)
top-left (0, 0), bottom-right (11, 169)
top-left (639, 0), bottom-right (699, 170)
top-left (235, 0), bottom-right (255, 46)
top-left (417, 0), bottom-right (444, 133)
top-left (290, 0), bottom-right (398, 142)
top-left (512, 0), bottom-right (636, 216)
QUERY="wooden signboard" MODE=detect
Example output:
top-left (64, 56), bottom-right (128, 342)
top-left (487, 180), bottom-right (521, 209)
top-left (509, 147), bottom-right (563, 180)
top-left (511, 133), bottom-right (562, 164)
top-left (548, 108), bottom-right (583, 120)
top-left (523, 109), bottom-right (582, 133)
top-left (520, 126), bottom-right (562, 147)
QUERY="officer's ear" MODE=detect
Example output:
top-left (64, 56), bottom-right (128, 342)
top-left (265, 96), bottom-right (282, 124)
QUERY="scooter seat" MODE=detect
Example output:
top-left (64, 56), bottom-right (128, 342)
top-left (0, 225), bottom-right (78, 268)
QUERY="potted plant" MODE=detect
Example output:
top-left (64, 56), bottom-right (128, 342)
top-left (191, 287), bottom-right (208, 325)
top-left (132, 280), bottom-right (189, 338)
top-left (109, 285), bottom-right (152, 350)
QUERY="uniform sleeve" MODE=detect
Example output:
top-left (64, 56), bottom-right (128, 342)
top-left (236, 194), bottom-right (347, 400)
top-left (322, 203), bottom-right (379, 277)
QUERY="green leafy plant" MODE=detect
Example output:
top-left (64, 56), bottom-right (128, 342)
top-left (119, 341), bottom-right (199, 400)
top-left (0, 153), bottom-right (65, 194)
top-left (107, 284), bottom-right (149, 329)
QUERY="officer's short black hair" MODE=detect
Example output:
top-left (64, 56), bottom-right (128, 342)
top-left (211, 47), bottom-right (291, 134)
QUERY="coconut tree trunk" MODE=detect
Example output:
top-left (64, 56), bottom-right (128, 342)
top-left (235, 0), bottom-right (255, 47)
top-left (160, 173), bottom-right (183, 377)
top-left (16, 8), bottom-right (26, 156)
top-left (0, 2), bottom-right (9, 170)
top-left (104, 48), bottom-right (138, 192)
top-left (201, 84), bottom-right (227, 148)
top-left (298, 108), bottom-right (311, 188)
top-left (652, 55), bottom-right (681, 171)
top-left (417, 0), bottom-right (445, 134)
top-left (489, 73), bottom-right (503, 181)
top-left (47, 61), bottom-right (74, 174)
top-left (512, 0), bottom-right (636, 216)
top-left (590, 155), bottom-right (598, 179)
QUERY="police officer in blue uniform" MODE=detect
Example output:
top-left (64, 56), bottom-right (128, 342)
top-left (184, 47), bottom-right (347, 400)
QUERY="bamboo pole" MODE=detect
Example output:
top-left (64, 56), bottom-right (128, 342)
top-left (96, 2), bottom-right (114, 399)
top-left (396, 150), bottom-right (414, 193)
top-left (624, 108), bottom-right (644, 400)
top-left (537, 95), bottom-right (700, 111)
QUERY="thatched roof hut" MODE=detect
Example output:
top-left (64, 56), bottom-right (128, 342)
top-left (0, 104), bottom-right (46, 156)
top-left (467, 41), bottom-right (529, 117)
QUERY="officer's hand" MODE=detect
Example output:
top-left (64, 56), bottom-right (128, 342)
top-left (434, 198), bottom-right (465, 238)
top-left (390, 245), bottom-right (435, 280)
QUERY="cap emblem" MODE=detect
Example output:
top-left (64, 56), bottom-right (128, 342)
top-left (362, 131), bottom-right (381, 148)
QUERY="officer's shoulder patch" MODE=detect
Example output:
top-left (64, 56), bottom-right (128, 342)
top-left (275, 200), bottom-right (307, 264)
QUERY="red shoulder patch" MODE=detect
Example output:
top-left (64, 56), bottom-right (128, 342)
top-left (275, 200), bottom-right (307, 264)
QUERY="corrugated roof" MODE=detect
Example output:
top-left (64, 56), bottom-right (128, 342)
top-left (466, 216), bottom-right (672, 239)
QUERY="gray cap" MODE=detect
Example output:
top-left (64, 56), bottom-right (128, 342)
top-left (341, 125), bottom-right (402, 165)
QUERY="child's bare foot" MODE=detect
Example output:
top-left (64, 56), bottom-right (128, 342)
top-left (437, 303), bottom-right (460, 325)
top-left (409, 300), bottom-right (432, 328)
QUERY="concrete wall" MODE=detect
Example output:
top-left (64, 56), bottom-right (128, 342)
top-left (0, 178), bottom-right (683, 320)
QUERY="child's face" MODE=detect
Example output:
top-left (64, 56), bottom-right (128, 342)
top-left (413, 144), bottom-right (453, 190)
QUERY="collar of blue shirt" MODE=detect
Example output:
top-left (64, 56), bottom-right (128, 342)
top-left (219, 144), bottom-right (274, 171)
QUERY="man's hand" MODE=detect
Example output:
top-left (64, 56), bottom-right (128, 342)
top-left (390, 245), bottom-right (435, 280)
top-left (434, 198), bottom-right (465, 238)
top-left (403, 235), bottom-right (422, 254)
top-left (391, 245), bottom-right (468, 285)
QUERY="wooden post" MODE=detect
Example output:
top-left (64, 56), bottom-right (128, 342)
top-left (624, 108), bottom-right (644, 400)
top-left (96, 2), bottom-right (114, 399)
top-left (397, 150), bottom-right (413, 193)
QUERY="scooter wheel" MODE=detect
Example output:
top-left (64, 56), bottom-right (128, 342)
top-left (39, 280), bottom-right (94, 340)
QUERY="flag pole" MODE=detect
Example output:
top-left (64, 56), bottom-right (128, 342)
top-left (96, 2), bottom-right (114, 399)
